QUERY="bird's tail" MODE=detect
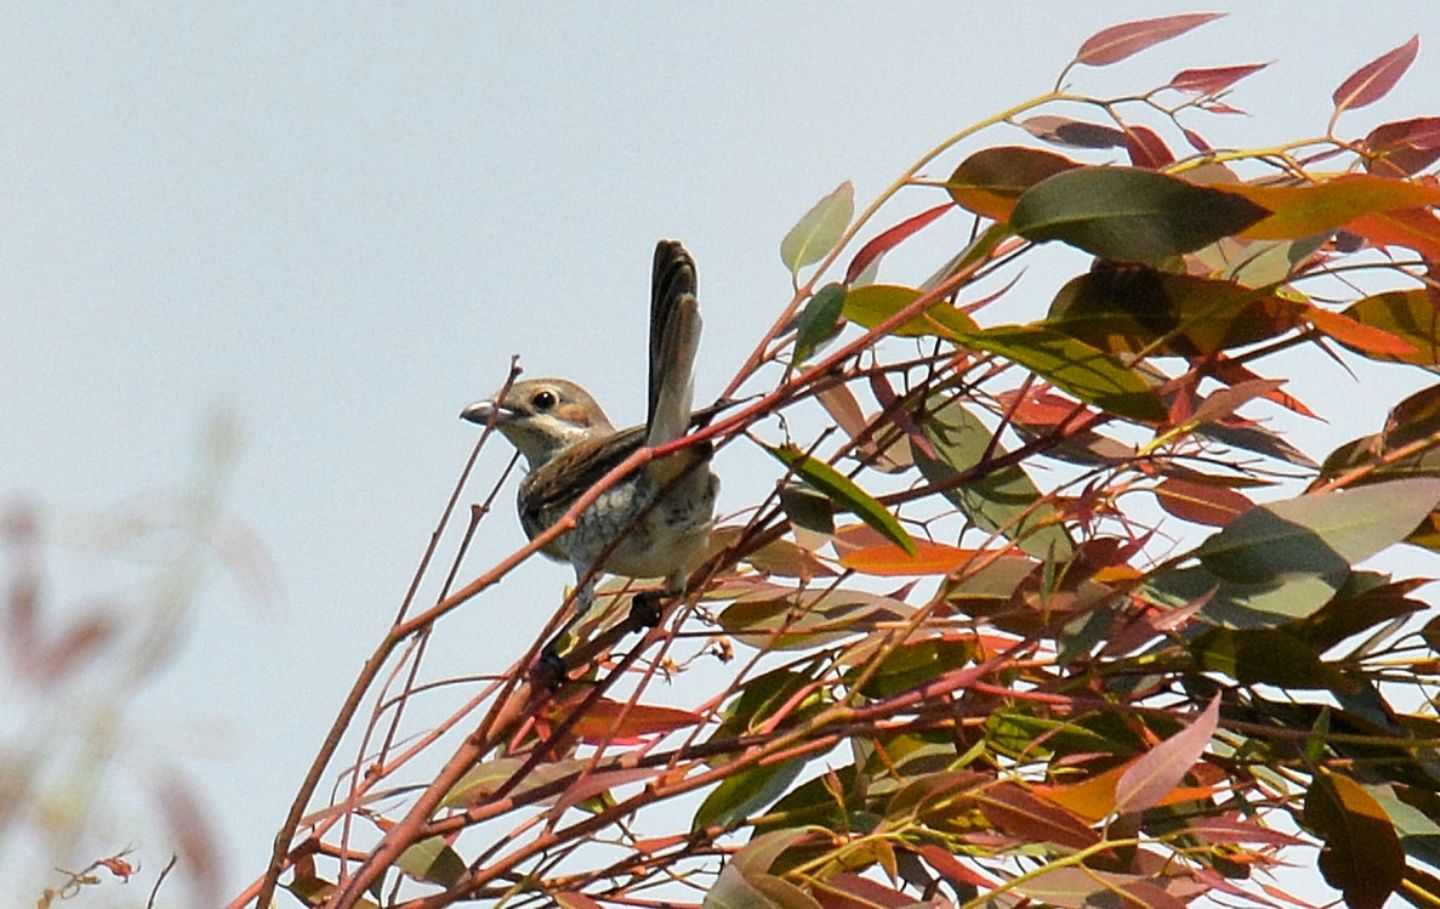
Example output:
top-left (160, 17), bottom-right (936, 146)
top-left (647, 240), bottom-right (702, 447)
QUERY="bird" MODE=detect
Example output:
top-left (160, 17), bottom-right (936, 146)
top-left (460, 240), bottom-right (720, 665)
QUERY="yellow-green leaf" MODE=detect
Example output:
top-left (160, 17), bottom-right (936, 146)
top-left (842, 284), bottom-right (979, 340)
top-left (968, 324), bottom-right (1168, 422)
top-left (780, 181), bottom-right (854, 276)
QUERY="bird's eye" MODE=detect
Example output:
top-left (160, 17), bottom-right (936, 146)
top-left (531, 390), bottom-right (557, 411)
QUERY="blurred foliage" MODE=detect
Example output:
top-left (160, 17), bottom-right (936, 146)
top-left (4, 414), bottom-right (263, 906)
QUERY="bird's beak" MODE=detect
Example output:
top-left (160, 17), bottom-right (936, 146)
top-left (460, 399), bottom-right (508, 426)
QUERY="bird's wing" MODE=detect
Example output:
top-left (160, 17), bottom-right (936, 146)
top-left (647, 240), bottom-right (702, 447)
top-left (519, 424), bottom-right (650, 519)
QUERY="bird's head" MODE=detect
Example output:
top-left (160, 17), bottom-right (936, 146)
top-left (460, 378), bottom-right (615, 468)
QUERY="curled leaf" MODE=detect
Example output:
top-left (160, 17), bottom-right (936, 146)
top-left (1018, 115), bottom-right (1126, 150)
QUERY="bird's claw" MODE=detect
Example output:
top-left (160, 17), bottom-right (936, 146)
top-left (532, 643), bottom-right (568, 691)
top-left (630, 591), bottom-right (664, 628)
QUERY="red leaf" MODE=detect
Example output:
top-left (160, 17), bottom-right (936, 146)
top-left (1187, 815), bottom-right (1306, 847)
top-left (1366, 117), bottom-right (1440, 152)
top-left (555, 893), bottom-right (604, 909)
top-left (845, 204), bottom-right (952, 285)
top-left (1210, 358), bottom-right (1317, 418)
top-left (1191, 378), bottom-right (1288, 425)
top-left (1114, 697), bottom-right (1219, 815)
top-left (1154, 478), bottom-right (1253, 527)
top-left (1123, 124), bottom-right (1176, 169)
top-left (1364, 117), bottom-right (1440, 176)
top-left (1076, 12), bottom-right (1224, 66)
top-left (1169, 62), bottom-right (1270, 95)
top-left (916, 844), bottom-right (996, 888)
top-left (1181, 126), bottom-right (1214, 153)
top-left (813, 874), bottom-right (915, 909)
top-left (977, 782), bottom-right (1102, 850)
top-left (1333, 35), bottom-right (1420, 117)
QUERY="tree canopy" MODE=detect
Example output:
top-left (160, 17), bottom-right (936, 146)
top-left (248, 15), bottom-right (1440, 909)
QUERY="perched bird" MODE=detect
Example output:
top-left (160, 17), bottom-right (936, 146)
top-left (461, 240), bottom-right (720, 661)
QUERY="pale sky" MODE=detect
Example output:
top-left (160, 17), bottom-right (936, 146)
top-left (4, 3), bottom-right (1438, 905)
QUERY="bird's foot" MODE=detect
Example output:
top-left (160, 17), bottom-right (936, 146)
top-left (630, 591), bottom-right (664, 628)
top-left (532, 642), bottom-right (568, 691)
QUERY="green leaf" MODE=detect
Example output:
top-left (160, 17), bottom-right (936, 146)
top-left (841, 284), bottom-right (979, 340)
top-left (967, 324), bottom-right (1168, 422)
top-left (793, 283), bottom-right (845, 364)
top-left (1192, 628), bottom-right (1353, 691)
top-left (712, 663), bottom-right (828, 741)
top-left (1144, 563), bottom-right (1342, 629)
top-left (1011, 166), bottom-right (1269, 263)
top-left (1195, 478), bottom-right (1440, 584)
top-left (1304, 771), bottom-right (1406, 909)
top-left (693, 759), bottom-right (808, 832)
top-left (1045, 265), bottom-right (1304, 357)
top-left (1342, 289), bottom-right (1440, 366)
top-left (769, 445), bottom-right (917, 555)
top-left (397, 836), bottom-right (466, 887)
top-left (946, 145), bottom-right (1081, 221)
top-left (1145, 479), bottom-right (1440, 627)
top-left (846, 638), bottom-right (975, 698)
top-left (780, 181), bottom-right (854, 276)
top-left (915, 395), bottom-right (1075, 557)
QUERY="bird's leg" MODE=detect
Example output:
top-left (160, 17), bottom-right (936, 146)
top-left (536, 573), bottom-right (597, 684)
top-left (629, 569), bottom-right (686, 628)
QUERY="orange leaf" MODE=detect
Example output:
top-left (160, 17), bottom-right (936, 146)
top-left (1333, 35), bottom-right (1420, 117)
top-left (1346, 207), bottom-right (1440, 261)
top-left (839, 540), bottom-right (984, 576)
top-left (1076, 13), bottom-right (1223, 66)
top-left (946, 146), bottom-right (1081, 220)
top-left (1034, 763), bottom-right (1128, 823)
top-left (551, 698), bottom-right (702, 744)
top-left (1155, 784), bottom-right (1224, 807)
top-left (1225, 174), bottom-right (1440, 241)
top-left (1304, 303), bottom-right (1416, 356)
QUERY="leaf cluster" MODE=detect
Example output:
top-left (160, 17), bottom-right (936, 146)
top-left (250, 15), bottom-right (1440, 909)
